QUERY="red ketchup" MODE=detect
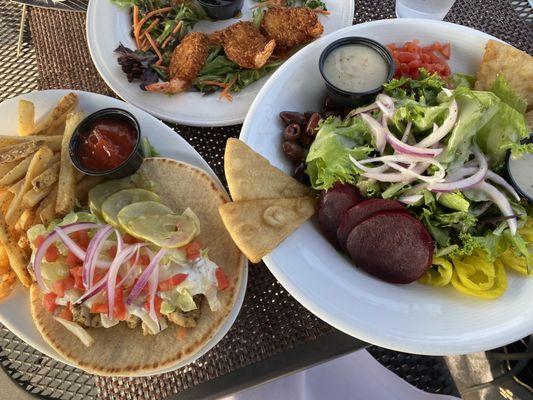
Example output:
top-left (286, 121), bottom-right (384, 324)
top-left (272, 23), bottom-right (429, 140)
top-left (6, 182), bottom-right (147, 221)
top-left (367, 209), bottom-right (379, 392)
top-left (76, 117), bottom-right (137, 172)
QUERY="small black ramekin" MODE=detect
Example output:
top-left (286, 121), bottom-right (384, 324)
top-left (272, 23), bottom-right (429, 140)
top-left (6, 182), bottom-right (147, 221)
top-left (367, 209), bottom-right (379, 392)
top-left (196, 0), bottom-right (244, 20)
top-left (69, 108), bottom-right (143, 180)
top-left (506, 133), bottom-right (533, 202)
top-left (318, 37), bottom-right (395, 108)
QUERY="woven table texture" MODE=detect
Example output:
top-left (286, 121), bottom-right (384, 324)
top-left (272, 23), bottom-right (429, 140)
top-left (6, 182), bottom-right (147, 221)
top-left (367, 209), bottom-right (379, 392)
top-left (0, 0), bottom-right (524, 399)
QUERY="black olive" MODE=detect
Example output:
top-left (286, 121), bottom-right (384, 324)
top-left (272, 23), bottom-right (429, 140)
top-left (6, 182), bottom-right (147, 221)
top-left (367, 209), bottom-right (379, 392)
top-left (279, 111), bottom-right (307, 127)
top-left (305, 112), bottom-right (320, 137)
top-left (282, 141), bottom-right (305, 161)
top-left (283, 124), bottom-right (301, 142)
top-left (294, 162), bottom-right (311, 186)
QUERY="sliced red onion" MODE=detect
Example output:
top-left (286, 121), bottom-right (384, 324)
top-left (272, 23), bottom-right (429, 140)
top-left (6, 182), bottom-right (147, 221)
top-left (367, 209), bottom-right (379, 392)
top-left (376, 93), bottom-right (395, 120)
top-left (83, 225), bottom-right (114, 289)
top-left (360, 113), bottom-right (386, 153)
top-left (361, 162), bottom-right (430, 183)
top-left (349, 154), bottom-right (389, 174)
top-left (398, 194), bottom-right (424, 204)
top-left (401, 121), bottom-right (412, 143)
top-left (107, 244), bottom-right (139, 319)
top-left (416, 98), bottom-right (458, 148)
top-left (74, 274), bottom-right (108, 304)
top-left (446, 167), bottom-right (520, 202)
top-left (346, 103), bottom-right (378, 118)
top-left (383, 116), bottom-right (442, 157)
top-left (33, 223), bottom-right (101, 292)
top-left (116, 245), bottom-right (146, 288)
top-left (402, 182), bottom-right (429, 197)
top-left (127, 248), bottom-right (167, 305)
top-left (147, 258), bottom-right (160, 330)
top-left (429, 146), bottom-right (487, 192)
top-left (474, 181), bottom-right (517, 235)
top-left (385, 161), bottom-right (444, 183)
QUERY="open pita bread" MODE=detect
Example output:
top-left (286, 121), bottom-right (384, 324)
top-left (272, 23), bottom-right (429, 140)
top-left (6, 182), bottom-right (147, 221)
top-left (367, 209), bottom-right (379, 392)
top-left (30, 158), bottom-right (245, 376)
top-left (219, 197), bottom-right (316, 263)
top-left (224, 138), bottom-right (314, 201)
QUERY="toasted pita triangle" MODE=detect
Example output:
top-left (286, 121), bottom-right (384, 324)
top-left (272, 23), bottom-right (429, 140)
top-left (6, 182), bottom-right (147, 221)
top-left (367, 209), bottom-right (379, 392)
top-left (219, 197), bottom-right (316, 263)
top-left (224, 138), bottom-right (314, 201)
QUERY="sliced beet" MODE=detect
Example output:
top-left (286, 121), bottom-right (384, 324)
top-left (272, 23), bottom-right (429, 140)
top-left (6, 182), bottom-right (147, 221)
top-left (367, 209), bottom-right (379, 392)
top-left (337, 199), bottom-right (407, 250)
top-left (346, 211), bottom-right (434, 284)
top-left (318, 183), bottom-right (363, 246)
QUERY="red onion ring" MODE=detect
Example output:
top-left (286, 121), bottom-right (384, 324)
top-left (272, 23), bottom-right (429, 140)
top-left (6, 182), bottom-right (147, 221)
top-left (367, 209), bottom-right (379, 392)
top-left (127, 248), bottom-right (167, 305)
top-left (83, 225), bottom-right (114, 289)
top-left (107, 244), bottom-right (139, 319)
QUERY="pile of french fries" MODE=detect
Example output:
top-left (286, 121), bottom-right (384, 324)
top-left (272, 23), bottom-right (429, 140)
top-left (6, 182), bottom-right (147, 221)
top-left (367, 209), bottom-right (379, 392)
top-left (0, 93), bottom-right (103, 298)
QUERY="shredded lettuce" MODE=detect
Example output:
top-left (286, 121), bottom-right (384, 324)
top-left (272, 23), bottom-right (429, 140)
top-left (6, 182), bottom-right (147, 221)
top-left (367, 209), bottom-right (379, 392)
top-left (449, 73), bottom-right (475, 90)
top-left (490, 74), bottom-right (527, 114)
top-left (383, 68), bottom-right (446, 106)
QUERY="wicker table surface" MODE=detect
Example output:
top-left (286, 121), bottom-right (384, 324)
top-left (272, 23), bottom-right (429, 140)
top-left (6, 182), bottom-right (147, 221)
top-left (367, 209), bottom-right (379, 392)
top-left (0, 0), bottom-right (531, 399)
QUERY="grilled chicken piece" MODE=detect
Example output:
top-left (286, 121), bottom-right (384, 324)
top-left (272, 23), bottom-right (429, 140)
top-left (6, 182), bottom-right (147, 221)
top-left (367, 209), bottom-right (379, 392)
top-left (146, 32), bottom-right (209, 94)
top-left (209, 22), bottom-right (276, 69)
top-left (125, 314), bottom-right (141, 329)
top-left (166, 295), bottom-right (203, 328)
top-left (260, 7), bottom-right (323, 50)
top-left (71, 305), bottom-right (91, 328)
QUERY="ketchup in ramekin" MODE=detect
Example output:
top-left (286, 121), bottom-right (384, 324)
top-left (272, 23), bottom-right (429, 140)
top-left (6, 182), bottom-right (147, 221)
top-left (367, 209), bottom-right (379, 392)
top-left (69, 109), bottom-right (143, 179)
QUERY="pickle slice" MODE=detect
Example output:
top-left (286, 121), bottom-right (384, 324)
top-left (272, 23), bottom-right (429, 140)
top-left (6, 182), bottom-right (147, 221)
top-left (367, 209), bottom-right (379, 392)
top-left (125, 214), bottom-right (196, 248)
top-left (117, 201), bottom-right (173, 235)
top-left (88, 178), bottom-right (134, 218)
top-left (101, 189), bottom-right (161, 227)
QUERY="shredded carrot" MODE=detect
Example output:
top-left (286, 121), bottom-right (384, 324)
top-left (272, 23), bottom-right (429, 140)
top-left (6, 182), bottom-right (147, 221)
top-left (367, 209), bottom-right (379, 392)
top-left (162, 21), bottom-right (183, 49)
top-left (133, 5), bottom-right (140, 49)
top-left (176, 327), bottom-right (188, 340)
top-left (201, 80), bottom-right (227, 88)
top-left (220, 76), bottom-right (238, 102)
top-left (145, 32), bottom-right (163, 63)
top-left (141, 18), bottom-right (159, 39)
top-left (134, 7), bottom-right (173, 44)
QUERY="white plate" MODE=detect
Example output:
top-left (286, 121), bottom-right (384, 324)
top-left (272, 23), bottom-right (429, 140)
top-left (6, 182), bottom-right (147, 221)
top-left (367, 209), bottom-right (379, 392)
top-left (0, 90), bottom-right (248, 376)
top-left (241, 19), bottom-right (533, 355)
top-left (86, 0), bottom-right (354, 126)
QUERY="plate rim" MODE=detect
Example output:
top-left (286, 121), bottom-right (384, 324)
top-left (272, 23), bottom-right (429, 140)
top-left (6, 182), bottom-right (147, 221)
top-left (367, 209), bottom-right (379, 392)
top-left (85, 0), bottom-right (355, 127)
top-left (240, 18), bottom-right (532, 356)
top-left (0, 89), bottom-right (249, 376)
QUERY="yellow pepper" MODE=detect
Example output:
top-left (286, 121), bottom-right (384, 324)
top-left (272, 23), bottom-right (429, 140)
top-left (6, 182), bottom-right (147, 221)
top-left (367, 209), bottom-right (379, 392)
top-left (451, 257), bottom-right (507, 299)
top-left (499, 250), bottom-right (528, 275)
top-left (419, 257), bottom-right (453, 287)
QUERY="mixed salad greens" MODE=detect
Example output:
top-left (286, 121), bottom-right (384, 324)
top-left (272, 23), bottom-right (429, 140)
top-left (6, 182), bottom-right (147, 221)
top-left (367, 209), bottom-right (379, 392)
top-left (305, 68), bottom-right (532, 299)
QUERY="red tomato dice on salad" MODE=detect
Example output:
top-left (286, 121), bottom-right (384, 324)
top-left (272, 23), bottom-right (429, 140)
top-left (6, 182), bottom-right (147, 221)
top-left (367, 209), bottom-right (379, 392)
top-left (70, 266), bottom-right (84, 289)
top-left (52, 276), bottom-right (75, 297)
top-left (45, 244), bottom-right (59, 262)
top-left (58, 306), bottom-right (73, 321)
top-left (185, 241), bottom-right (201, 261)
top-left (215, 267), bottom-right (229, 291)
top-left (387, 40), bottom-right (451, 79)
top-left (42, 292), bottom-right (58, 312)
top-left (144, 295), bottom-right (162, 316)
top-left (157, 273), bottom-right (188, 292)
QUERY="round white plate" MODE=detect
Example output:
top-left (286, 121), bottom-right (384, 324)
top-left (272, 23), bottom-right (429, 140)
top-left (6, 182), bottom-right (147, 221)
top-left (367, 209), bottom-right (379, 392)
top-left (241, 19), bottom-right (533, 355)
top-left (0, 90), bottom-right (248, 376)
top-left (86, 0), bottom-right (354, 126)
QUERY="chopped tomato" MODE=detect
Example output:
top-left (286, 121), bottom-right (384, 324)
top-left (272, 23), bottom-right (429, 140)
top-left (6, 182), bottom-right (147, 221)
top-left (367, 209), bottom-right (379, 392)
top-left (144, 295), bottom-right (162, 316)
top-left (33, 235), bottom-right (46, 248)
top-left (157, 273), bottom-right (188, 292)
top-left (66, 250), bottom-right (81, 268)
top-left (52, 277), bottom-right (75, 297)
top-left (70, 266), bottom-right (84, 289)
top-left (185, 241), bottom-right (201, 261)
top-left (45, 244), bottom-right (59, 262)
top-left (58, 306), bottom-right (73, 321)
top-left (123, 233), bottom-right (138, 244)
top-left (106, 245), bottom-right (117, 259)
top-left (139, 254), bottom-right (150, 267)
top-left (387, 40), bottom-right (451, 79)
top-left (440, 43), bottom-right (451, 59)
top-left (77, 230), bottom-right (90, 249)
top-left (90, 302), bottom-right (108, 313)
top-left (114, 286), bottom-right (127, 321)
top-left (94, 271), bottom-right (106, 283)
top-left (43, 292), bottom-right (58, 312)
top-left (215, 267), bottom-right (229, 291)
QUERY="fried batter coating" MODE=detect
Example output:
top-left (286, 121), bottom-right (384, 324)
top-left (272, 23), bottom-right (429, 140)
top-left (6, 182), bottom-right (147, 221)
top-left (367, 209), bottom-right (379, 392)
top-left (209, 22), bottom-right (276, 69)
top-left (260, 7), bottom-right (323, 50)
top-left (146, 32), bottom-right (209, 93)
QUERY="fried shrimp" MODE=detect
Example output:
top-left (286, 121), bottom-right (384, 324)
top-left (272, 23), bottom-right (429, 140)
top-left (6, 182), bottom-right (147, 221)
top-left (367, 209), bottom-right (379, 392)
top-left (146, 32), bottom-right (209, 94)
top-left (209, 22), bottom-right (276, 69)
top-left (260, 7), bottom-right (323, 50)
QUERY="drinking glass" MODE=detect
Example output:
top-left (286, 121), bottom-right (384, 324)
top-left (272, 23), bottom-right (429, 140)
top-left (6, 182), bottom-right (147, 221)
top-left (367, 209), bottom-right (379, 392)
top-left (395, 0), bottom-right (456, 20)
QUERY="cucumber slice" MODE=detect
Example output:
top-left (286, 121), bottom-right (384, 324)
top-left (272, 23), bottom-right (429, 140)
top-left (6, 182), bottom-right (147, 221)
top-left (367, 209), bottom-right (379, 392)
top-left (101, 189), bottom-right (161, 227)
top-left (117, 201), bottom-right (172, 235)
top-left (88, 178), bottom-right (134, 218)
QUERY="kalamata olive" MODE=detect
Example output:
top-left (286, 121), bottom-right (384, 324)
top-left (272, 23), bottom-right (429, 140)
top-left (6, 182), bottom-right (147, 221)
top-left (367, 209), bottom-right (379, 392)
top-left (283, 124), bottom-right (301, 141)
top-left (279, 111), bottom-right (306, 127)
top-left (304, 111), bottom-right (314, 121)
top-left (305, 112), bottom-right (320, 137)
top-left (282, 141), bottom-right (305, 162)
top-left (294, 162), bottom-right (311, 185)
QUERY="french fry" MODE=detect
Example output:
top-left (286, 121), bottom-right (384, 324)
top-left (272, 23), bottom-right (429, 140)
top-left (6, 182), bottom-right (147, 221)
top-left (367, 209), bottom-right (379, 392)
top-left (31, 93), bottom-right (78, 135)
top-left (45, 114), bottom-right (67, 136)
top-left (0, 156), bottom-right (33, 186)
top-left (37, 185), bottom-right (57, 225)
top-left (0, 271), bottom-right (16, 300)
top-left (31, 159), bottom-right (60, 191)
top-left (76, 176), bottom-right (104, 203)
top-left (0, 211), bottom-right (31, 287)
top-left (0, 135), bottom-right (62, 151)
top-left (23, 183), bottom-right (55, 208)
top-left (0, 159), bottom-right (23, 177)
top-left (1, 192), bottom-right (13, 215)
top-left (17, 232), bottom-right (30, 252)
top-left (18, 100), bottom-right (35, 136)
top-left (0, 141), bottom-right (42, 164)
top-left (6, 146), bottom-right (53, 225)
top-left (18, 209), bottom-right (35, 231)
top-left (8, 180), bottom-right (23, 194)
top-left (0, 246), bottom-right (10, 275)
top-left (56, 112), bottom-right (83, 216)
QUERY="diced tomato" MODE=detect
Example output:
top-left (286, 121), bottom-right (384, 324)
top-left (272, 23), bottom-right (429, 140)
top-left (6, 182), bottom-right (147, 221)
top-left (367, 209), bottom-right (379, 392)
top-left (440, 43), bottom-right (451, 59)
top-left (33, 235), bottom-right (46, 249)
top-left (144, 295), bottom-right (162, 316)
top-left (215, 267), bottom-right (229, 291)
top-left (94, 271), bottom-right (106, 283)
top-left (77, 230), bottom-right (90, 249)
top-left (52, 277), bottom-right (75, 297)
top-left (66, 250), bottom-right (80, 268)
top-left (113, 286), bottom-right (126, 320)
top-left (387, 40), bottom-right (451, 79)
top-left (70, 266), bottom-right (84, 289)
top-left (43, 292), bottom-right (58, 312)
top-left (185, 241), bottom-right (201, 261)
top-left (90, 302), bottom-right (108, 313)
top-left (107, 245), bottom-right (117, 259)
top-left (123, 233), bottom-right (138, 244)
top-left (397, 51), bottom-right (416, 63)
top-left (45, 244), bottom-right (59, 262)
top-left (58, 306), bottom-right (73, 321)
top-left (158, 273), bottom-right (188, 292)
top-left (139, 254), bottom-right (150, 267)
